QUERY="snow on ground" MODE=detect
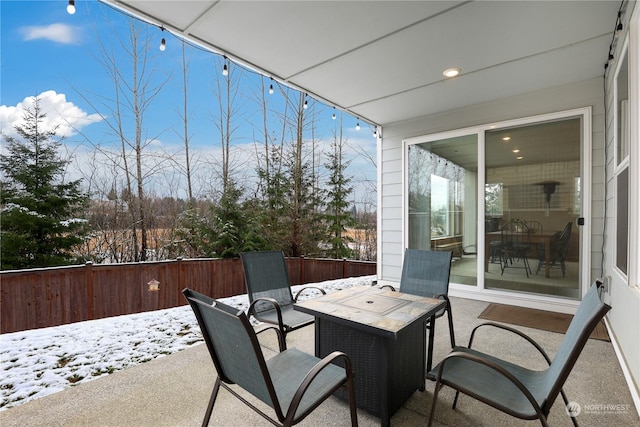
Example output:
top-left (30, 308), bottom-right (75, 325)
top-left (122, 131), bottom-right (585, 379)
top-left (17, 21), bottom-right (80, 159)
top-left (0, 275), bottom-right (376, 411)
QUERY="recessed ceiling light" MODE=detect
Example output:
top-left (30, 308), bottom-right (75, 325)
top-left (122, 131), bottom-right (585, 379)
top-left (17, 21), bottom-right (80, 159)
top-left (517, 156), bottom-right (523, 160)
top-left (512, 149), bottom-right (520, 153)
top-left (502, 136), bottom-right (511, 141)
top-left (443, 67), bottom-right (461, 78)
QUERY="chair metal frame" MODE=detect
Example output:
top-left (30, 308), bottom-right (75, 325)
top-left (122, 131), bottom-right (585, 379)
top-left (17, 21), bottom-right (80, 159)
top-left (427, 280), bottom-right (610, 427)
top-left (241, 251), bottom-right (325, 350)
top-left (183, 288), bottom-right (358, 427)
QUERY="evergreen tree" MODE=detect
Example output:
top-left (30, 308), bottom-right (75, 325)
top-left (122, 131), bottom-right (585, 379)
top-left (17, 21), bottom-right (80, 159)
top-left (177, 180), bottom-right (267, 258)
top-left (324, 125), bottom-right (355, 259)
top-left (0, 97), bottom-right (89, 270)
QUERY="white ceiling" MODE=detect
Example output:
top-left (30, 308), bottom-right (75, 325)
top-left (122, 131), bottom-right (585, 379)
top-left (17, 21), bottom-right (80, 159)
top-left (102, 0), bottom-right (619, 127)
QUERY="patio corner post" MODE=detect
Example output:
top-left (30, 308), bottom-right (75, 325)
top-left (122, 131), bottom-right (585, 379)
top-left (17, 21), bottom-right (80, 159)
top-left (85, 261), bottom-right (94, 321)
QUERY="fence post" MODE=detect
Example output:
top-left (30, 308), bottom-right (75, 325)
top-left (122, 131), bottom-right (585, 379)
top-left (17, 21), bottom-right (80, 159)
top-left (342, 258), bottom-right (347, 278)
top-left (300, 256), bottom-right (305, 284)
top-left (177, 257), bottom-right (183, 293)
top-left (86, 261), bottom-right (94, 320)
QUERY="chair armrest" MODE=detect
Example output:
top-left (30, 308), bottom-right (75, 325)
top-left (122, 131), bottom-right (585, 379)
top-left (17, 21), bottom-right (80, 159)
top-left (468, 322), bottom-right (552, 366)
top-left (378, 284), bottom-right (397, 291)
top-left (254, 324), bottom-right (286, 350)
top-left (434, 293), bottom-right (450, 302)
top-left (248, 297), bottom-right (284, 326)
top-left (285, 351), bottom-right (354, 422)
top-left (248, 297), bottom-right (287, 351)
top-left (433, 350), bottom-right (544, 415)
top-left (293, 286), bottom-right (326, 301)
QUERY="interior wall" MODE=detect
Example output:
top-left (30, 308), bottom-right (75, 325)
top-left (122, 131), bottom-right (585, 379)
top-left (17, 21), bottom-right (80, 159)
top-left (487, 160), bottom-right (581, 261)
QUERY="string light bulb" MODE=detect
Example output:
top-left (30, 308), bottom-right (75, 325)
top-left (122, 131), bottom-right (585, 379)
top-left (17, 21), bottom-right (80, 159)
top-left (303, 96), bottom-right (308, 109)
top-left (332, 107), bottom-right (336, 120)
top-left (355, 121), bottom-right (360, 131)
top-left (159, 27), bottom-right (166, 52)
top-left (67, 0), bottom-right (76, 15)
top-left (269, 78), bottom-right (274, 94)
top-left (222, 57), bottom-right (228, 76)
top-left (615, 22), bottom-right (623, 37)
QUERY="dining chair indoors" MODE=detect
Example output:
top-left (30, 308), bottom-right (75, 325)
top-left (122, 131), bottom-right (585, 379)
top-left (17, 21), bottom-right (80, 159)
top-left (427, 280), bottom-right (610, 427)
top-left (499, 219), bottom-right (532, 277)
top-left (240, 250), bottom-right (325, 350)
top-left (382, 248), bottom-right (455, 348)
top-left (183, 288), bottom-right (358, 427)
top-left (537, 221), bottom-right (573, 277)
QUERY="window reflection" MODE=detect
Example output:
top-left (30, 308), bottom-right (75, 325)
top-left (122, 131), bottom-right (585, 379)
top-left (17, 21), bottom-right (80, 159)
top-left (408, 135), bottom-right (478, 286)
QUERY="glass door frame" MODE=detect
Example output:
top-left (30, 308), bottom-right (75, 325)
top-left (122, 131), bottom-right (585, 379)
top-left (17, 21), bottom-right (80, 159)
top-left (403, 107), bottom-right (592, 303)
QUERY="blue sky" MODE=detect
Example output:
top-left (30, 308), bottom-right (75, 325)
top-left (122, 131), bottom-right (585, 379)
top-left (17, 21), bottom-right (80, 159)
top-left (1, 0), bottom-right (377, 205)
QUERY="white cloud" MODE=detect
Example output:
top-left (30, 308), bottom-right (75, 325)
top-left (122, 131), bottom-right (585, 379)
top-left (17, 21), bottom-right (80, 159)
top-left (20, 23), bottom-right (79, 44)
top-left (0, 90), bottom-right (103, 139)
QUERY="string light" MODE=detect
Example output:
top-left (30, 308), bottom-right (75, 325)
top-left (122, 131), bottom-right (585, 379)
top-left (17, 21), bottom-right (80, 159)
top-left (67, 0), bottom-right (76, 15)
top-left (159, 27), bottom-right (166, 52)
top-left (222, 57), bottom-right (228, 76)
top-left (615, 11), bottom-right (624, 37)
top-left (604, 5), bottom-right (626, 73)
top-left (97, 0), bottom-right (382, 134)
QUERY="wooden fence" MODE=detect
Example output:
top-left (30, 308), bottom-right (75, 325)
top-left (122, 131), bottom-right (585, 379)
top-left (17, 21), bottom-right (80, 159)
top-left (0, 257), bottom-right (376, 334)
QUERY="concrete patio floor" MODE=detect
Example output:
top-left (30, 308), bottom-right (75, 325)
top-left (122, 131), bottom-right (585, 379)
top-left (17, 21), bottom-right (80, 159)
top-left (1, 296), bottom-right (637, 426)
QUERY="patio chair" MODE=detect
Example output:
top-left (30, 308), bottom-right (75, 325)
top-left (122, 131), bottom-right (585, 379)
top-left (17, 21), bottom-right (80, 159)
top-left (182, 288), bottom-right (358, 427)
top-left (382, 248), bottom-right (455, 348)
top-left (427, 280), bottom-right (610, 427)
top-left (536, 221), bottom-right (573, 277)
top-left (240, 251), bottom-right (325, 350)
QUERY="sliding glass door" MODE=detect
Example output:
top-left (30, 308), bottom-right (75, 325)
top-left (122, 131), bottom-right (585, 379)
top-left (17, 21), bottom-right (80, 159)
top-left (406, 109), bottom-right (588, 300)
top-left (484, 117), bottom-right (582, 298)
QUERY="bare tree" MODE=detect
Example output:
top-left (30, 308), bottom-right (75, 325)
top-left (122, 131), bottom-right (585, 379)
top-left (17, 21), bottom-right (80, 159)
top-left (75, 17), bottom-right (171, 262)
top-left (213, 57), bottom-right (244, 193)
top-left (178, 40), bottom-right (194, 203)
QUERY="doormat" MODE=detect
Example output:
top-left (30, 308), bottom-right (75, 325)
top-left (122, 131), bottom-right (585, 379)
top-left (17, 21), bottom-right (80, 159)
top-left (478, 303), bottom-right (609, 341)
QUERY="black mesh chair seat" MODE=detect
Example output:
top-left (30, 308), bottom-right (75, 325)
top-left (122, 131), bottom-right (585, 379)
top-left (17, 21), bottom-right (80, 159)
top-left (183, 288), bottom-right (358, 427)
top-left (241, 251), bottom-right (325, 350)
top-left (255, 305), bottom-right (317, 332)
top-left (427, 281), bottom-right (610, 427)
